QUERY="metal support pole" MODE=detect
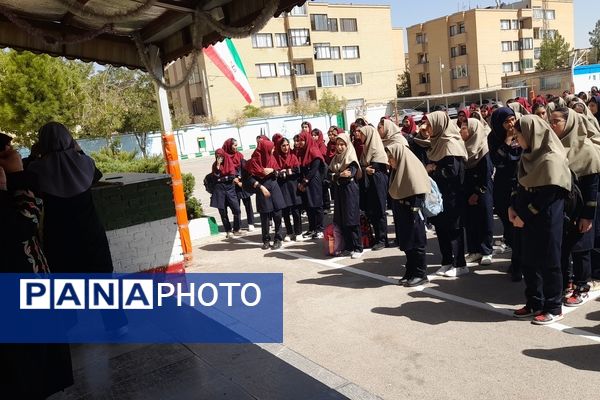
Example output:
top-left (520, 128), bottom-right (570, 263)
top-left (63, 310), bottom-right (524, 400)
top-left (149, 45), bottom-right (192, 263)
top-left (439, 57), bottom-right (444, 95)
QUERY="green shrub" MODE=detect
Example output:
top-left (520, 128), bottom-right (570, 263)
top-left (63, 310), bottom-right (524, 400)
top-left (182, 172), bottom-right (195, 199)
top-left (185, 197), bottom-right (203, 219)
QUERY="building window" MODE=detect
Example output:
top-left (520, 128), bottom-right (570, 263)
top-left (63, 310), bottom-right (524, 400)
top-left (513, 62), bottom-right (520, 72)
top-left (189, 70), bottom-right (201, 85)
top-left (519, 38), bottom-right (533, 50)
top-left (521, 59), bottom-right (534, 70)
top-left (310, 14), bottom-right (329, 31)
top-left (534, 47), bottom-right (541, 59)
top-left (259, 93), bottom-right (281, 107)
top-left (256, 63), bottom-right (277, 78)
top-left (416, 33), bottom-right (427, 44)
top-left (449, 25), bottom-right (457, 37)
top-left (289, 5), bottom-right (307, 16)
top-left (275, 33), bottom-right (288, 47)
top-left (533, 8), bottom-right (544, 19)
top-left (288, 29), bottom-right (310, 46)
top-left (345, 72), bottom-right (362, 85)
top-left (418, 53), bottom-right (428, 64)
top-left (511, 19), bottom-right (520, 29)
top-left (278, 62), bottom-right (291, 77)
top-left (281, 91), bottom-right (295, 106)
top-left (191, 97), bottom-right (204, 116)
top-left (500, 19), bottom-right (510, 30)
top-left (451, 65), bottom-right (468, 79)
top-left (459, 44), bottom-right (467, 55)
top-left (330, 46), bottom-right (340, 59)
top-left (540, 76), bottom-right (562, 90)
top-left (317, 71), bottom-right (344, 87)
top-left (458, 22), bottom-right (465, 33)
top-left (329, 18), bottom-right (338, 32)
top-left (251, 33), bottom-right (273, 48)
top-left (314, 43), bottom-right (331, 59)
top-left (502, 62), bottom-right (513, 73)
top-left (293, 63), bottom-right (307, 75)
top-left (419, 73), bottom-right (430, 84)
top-left (297, 86), bottom-right (316, 101)
top-left (501, 41), bottom-right (512, 52)
top-left (342, 46), bottom-right (360, 59)
top-left (540, 29), bottom-right (557, 40)
top-left (340, 18), bottom-right (358, 32)
top-left (513, 40), bottom-right (520, 50)
top-left (450, 47), bottom-right (457, 58)
top-left (545, 10), bottom-right (556, 20)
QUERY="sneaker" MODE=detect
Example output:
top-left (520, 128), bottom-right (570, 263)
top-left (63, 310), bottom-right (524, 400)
top-left (480, 255), bottom-right (493, 266)
top-left (589, 279), bottom-right (600, 292)
top-left (232, 230), bottom-right (243, 236)
top-left (338, 250), bottom-right (352, 257)
top-left (405, 276), bottom-right (429, 287)
top-left (272, 241), bottom-right (282, 250)
top-left (531, 312), bottom-right (564, 325)
top-left (261, 242), bottom-right (270, 250)
top-left (435, 264), bottom-right (453, 276)
top-left (493, 243), bottom-right (511, 255)
top-left (513, 306), bottom-right (541, 319)
top-left (302, 230), bottom-right (314, 238)
top-left (312, 232), bottom-right (324, 239)
top-left (371, 242), bottom-right (386, 251)
top-left (563, 290), bottom-right (589, 307)
top-left (563, 282), bottom-right (575, 299)
top-left (291, 235), bottom-right (298, 242)
top-left (443, 266), bottom-right (469, 277)
top-left (465, 253), bottom-right (482, 263)
top-left (283, 235), bottom-right (291, 242)
top-left (247, 225), bottom-right (255, 232)
top-left (225, 232), bottom-right (232, 239)
top-left (351, 251), bottom-right (364, 259)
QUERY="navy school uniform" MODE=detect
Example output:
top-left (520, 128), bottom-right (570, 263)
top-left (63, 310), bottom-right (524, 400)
top-left (278, 166), bottom-right (303, 236)
top-left (331, 163), bottom-right (362, 252)
top-left (406, 135), bottom-right (429, 165)
top-left (429, 156), bottom-right (466, 267)
top-left (236, 159), bottom-right (255, 226)
top-left (592, 192), bottom-right (600, 280)
top-left (464, 153), bottom-right (494, 256)
top-left (561, 173), bottom-right (599, 290)
top-left (513, 185), bottom-right (565, 315)
top-left (393, 194), bottom-right (427, 279)
top-left (301, 158), bottom-right (325, 233)
top-left (246, 174), bottom-right (286, 243)
top-left (359, 162), bottom-right (389, 246)
top-left (210, 173), bottom-right (241, 233)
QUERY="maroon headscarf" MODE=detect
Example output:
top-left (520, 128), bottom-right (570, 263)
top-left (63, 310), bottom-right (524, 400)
top-left (325, 128), bottom-right (341, 163)
top-left (401, 116), bottom-right (417, 135)
top-left (271, 133), bottom-right (283, 144)
top-left (517, 97), bottom-right (532, 113)
top-left (311, 128), bottom-right (327, 157)
top-left (212, 148), bottom-right (236, 176)
top-left (274, 138), bottom-right (300, 169)
top-left (458, 107), bottom-right (471, 120)
top-left (221, 138), bottom-right (243, 170)
top-left (300, 121), bottom-right (312, 136)
top-left (245, 139), bottom-right (279, 177)
top-left (296, 131), bottom-right (325, 167)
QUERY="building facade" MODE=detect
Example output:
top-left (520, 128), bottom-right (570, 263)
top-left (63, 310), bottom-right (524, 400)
top-left (166, 2), bottom-right (405, 122)
top-left (407, 0), bottom-right (574, 96)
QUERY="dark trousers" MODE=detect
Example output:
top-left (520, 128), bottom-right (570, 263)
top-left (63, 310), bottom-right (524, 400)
top-left (465, 197), bottom-right (494, 256)
top-left (323, 185), bottom-right (331, 209)
top-left (436, 226), bottom-right (466, 267)
top-left (496, 204), bottom-right (514, 247)
top-left (219, 205), bottom-right (240, 233)
top-left (241, 197), bottom-right (254, 226)
top-left (307, 207), bottom-right (324, 233)
top-left (561, 250), bottom-right (591, 290)
top-left (522, 261), bottom-right (563, 315)
top-left (342, 225), bottom-right (363, 252)
top-left (369, 213), bottom-right (388, 246)
top-left (283, 206), bottom-right (302, 236)
top-left (405, 248), bottom-right (427, 279)
top-left (593, 247), bottom-right (600, 279)
top-left (260, 211), bottom-right (283, 243)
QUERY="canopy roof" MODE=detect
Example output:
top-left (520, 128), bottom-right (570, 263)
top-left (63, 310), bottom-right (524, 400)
top-left (0, 0), bottom-right (307, 69)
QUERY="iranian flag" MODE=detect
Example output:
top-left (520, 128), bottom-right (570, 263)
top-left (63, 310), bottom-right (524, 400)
top-left (204, 39), bottom-right (255, 103)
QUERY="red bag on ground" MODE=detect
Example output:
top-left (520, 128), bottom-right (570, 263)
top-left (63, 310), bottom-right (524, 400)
top-left (360, 214), bottom-right (375, 249)
top-left (324, 223), bottom-right (345, 256)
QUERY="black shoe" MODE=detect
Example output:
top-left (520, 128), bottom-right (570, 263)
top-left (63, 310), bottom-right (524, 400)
top-left (371, 242), bottom-right (385, 251)
top-left (272, 241), bottom-right (282, 250)
top-left (398, 275), bottom-right (412, 285)
top-left (339, 250), bottom-right (352, 257)
top-left (302, 230), bottom-right (314, 238)
top-left (405, 276), bottom-right (429, 287)
top-left (261, 242), bottom-right (270, 250)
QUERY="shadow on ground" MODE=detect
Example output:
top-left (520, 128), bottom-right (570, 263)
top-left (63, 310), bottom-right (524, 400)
top-left (522, 344), bottom-right (600, 372)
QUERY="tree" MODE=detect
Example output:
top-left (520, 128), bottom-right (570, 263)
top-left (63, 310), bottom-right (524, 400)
top-left (397, 71), bottom-right (411, 98)
top-left (227, 111), bottom-right (248, 148)
top-left (536, 33), bottom-right (572, 71)
top-left (242, 105), bottom-right (272, 119)
top-left (318, 90), bottom-right (347, 127)
top-left (0, 50), bottom-right (90, 146)
top-left (589, 19), bottom-right (600, 63)
top-left (198, 114), bottom-right (219, 151)
top-left (287, 99), bottom-right (318, 122)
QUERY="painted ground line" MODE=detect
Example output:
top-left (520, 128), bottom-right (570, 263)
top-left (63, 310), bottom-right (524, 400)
top-left (234, 237), bottom-right (600, 344)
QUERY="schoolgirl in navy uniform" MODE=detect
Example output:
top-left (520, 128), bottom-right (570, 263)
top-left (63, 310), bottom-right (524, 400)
top-left (401, 116), bottom-right (429, 165)
top-left (274, 136), bottom-right (303, 241)
top-left (222, 138), bottom-right (255, 231)
top-left (210, 148), bottom-right (242, 238)
top-left (510, 115), bottom-right (572, 325)
top-left (460, 118), bottom-right (495, 266)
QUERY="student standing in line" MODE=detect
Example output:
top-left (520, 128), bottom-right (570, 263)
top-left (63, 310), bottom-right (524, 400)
top-left (419, 112), bottom-right (469, 277)
top-left (402, 116), bottom-right (429, 165)
top-left (295, 130), bottom-right (326, 239)
top-left (329, 132), bottom-right (363, 259)
top-left (385, 142), bottom-right (431, 286)
top-left (274, 136), bottom-right (303, 241)
top-left (245, 139), bottom-right (286, 250)
top-left (460, 118), bottom-right (494, 266)
top-left (209, 148), bottom-right (242, 238)
top-left (549, 108), bottom-right (600, 305)
top-left (223, 138), bottom-right (255, 232)
top-left (357, 125), bottom-right (390, 250)
top-left (510, 115), bottom-right (571, 325)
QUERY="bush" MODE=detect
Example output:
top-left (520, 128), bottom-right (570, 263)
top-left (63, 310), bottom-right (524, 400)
top-left (181, 172), bottom-right (203, 219)
top-left (182, 172), bottom-right (195, 199)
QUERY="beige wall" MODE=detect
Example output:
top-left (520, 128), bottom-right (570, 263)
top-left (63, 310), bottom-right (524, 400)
top-left (167, 2), bottom-right (405, 122)
top-left (502, 67), bottom-right (571, 95)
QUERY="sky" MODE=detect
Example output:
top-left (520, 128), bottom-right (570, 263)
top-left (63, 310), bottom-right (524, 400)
top-left (315, 0), bottom-right (598, 49)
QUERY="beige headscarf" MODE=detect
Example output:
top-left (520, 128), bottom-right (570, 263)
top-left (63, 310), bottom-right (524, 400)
top-left (558, 108), bottom-right (600, 177)
top-left (470, 110), bottom-right (492, 134)
top-left (380, 119), bottom-right (408, 147)
top-left (329, 133), bottom-right (361, 175)
top-left (576, 101), bottom-right (600, 132)
top-left (359, 125), bottom-right (389, 166)
top-left (425, 111), bottom-right (468, 162)
top-left (386, 143), bottom-right (431, 200)
top-left (508, 102), bottom-right (528, 117)
top-left (517, 115), bottom-right (571, 191)
top-left (463, 118), bottom-right (490, 169)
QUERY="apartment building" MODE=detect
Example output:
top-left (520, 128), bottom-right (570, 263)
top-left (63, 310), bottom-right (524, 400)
top-left (166, 2), bottom-right (405, 122)
top-left (407, 0), bottom-right (574, 96)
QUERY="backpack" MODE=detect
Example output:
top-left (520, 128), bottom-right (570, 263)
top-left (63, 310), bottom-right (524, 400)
top-left (423, 177), bottom-right (444, 218)
top-left (203, 173), bottom-right (216, 194)
top-left (324, 223), bottom-right (345, 256)
top-left (360, 213), bottom-right (375, 248)
top-left (563, 170), bottom-right (583, 226)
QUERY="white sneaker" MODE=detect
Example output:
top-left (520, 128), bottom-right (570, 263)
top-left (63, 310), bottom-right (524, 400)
top-left (444, 266), bottom-right (469, 277)
top-left (480, 255), bottom-right (493, 265)
top-left (247, 225), bottom-right (255, 232)
top-left (225, 232), bottom-right (232, 239)
top-left (283, 235), bottom-right (291, 242)
top-left (465, 253), bottom-right (482, 263)
top-left (435, 264), bottom-right (453, 276)
top-left (351, 251), bottom-right (363, 259)
top-left (493, 243), bottom-right (511, 254)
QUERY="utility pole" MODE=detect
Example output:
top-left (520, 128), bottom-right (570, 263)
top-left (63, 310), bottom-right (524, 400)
top-left (439, 56), bottom-right (445, 95)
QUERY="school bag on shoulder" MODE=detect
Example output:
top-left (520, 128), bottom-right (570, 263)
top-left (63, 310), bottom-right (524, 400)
top-left (423, 177), bottom-right (444, 218)
top-left (203, 173), bottom-right (216, 194)
top-left (324, 223), bottom-right (345, 256)
top-left (360, 213), bottom-right (375, 248)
